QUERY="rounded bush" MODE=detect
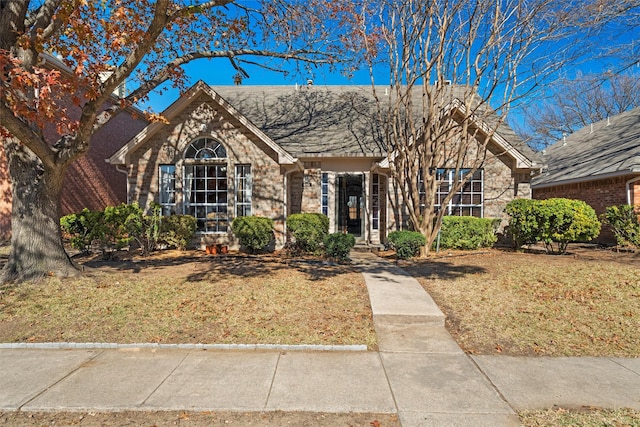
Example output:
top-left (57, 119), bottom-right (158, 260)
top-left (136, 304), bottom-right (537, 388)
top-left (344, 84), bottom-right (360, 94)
top-left (159, 215), bottom-right (197, 250)
top-left (504, 198), bottom-right (539, 249)
top-left (286, 213), bottom-right (329, 253)
top-left (505, 198), bottom-right (601, 253)
top-left (387, 230), bottom-right (426, 259)
top-left (232, 216), bottom-right (274, 254)
top-left (323, 233), bottom-right (356, 261)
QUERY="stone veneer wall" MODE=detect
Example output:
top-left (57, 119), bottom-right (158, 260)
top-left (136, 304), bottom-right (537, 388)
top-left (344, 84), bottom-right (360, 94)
top-left (126, 93), bottom-right (286, 248)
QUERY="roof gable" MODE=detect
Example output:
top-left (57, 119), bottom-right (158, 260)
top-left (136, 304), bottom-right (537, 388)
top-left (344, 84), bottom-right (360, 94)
top-left (108, 81), bottom-right (298, 166)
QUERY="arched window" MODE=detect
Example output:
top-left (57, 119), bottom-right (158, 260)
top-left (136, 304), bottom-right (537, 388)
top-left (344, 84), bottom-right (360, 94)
top-left (184, 138), bottom-right (227, 160)
top-left (183, 138), bottom-right (228, 233)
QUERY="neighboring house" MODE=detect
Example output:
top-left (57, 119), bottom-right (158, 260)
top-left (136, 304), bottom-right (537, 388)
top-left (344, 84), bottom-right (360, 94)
top-left (108, 81), bottom-right (540, 249)
top-left (532, 107), bottom-right (640, 243)
top-left (0, 54), bottom-right (147, 241)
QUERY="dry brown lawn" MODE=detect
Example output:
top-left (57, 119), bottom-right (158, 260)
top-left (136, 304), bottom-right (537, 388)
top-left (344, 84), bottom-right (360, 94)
top-left (401, 245), bottom-right (640, 357)
top-left (0, 250), bottom-right (377, 349)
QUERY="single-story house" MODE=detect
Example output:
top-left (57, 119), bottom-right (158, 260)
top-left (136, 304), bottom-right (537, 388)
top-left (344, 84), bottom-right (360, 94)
top-left (108, 81), bottom-right (541, 249)
top-left (532, 106), bottom-right (640, 243)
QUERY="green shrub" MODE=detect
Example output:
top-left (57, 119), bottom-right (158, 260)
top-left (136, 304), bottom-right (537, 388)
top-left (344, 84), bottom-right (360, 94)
top-left (286, 213), bottom-right (329, 253)
top-left (537, 198), bottom-right (601, 253)
top-left (159, 215), bottom-right (197, 250)
top-left (602, 205), bottom-right (640, 247)
top-left (62, 203), bottom-right (191, 257)
top-left (504, 199), bottom-right (539, 249)
top-left (323, 233), bottom-right (356, 261)
top-left (437, 216), bottom-right (499, 250)
top-left (232, 216), bottom-right (274, 253)
top-left (387, 230), bottom-right (426, 259)
top-left (124, 203), bottom-right (162, 256)
top-left (60, 208), bottom-right (102, 253)
top-left (97, 203), bottom-right (142, 253)
top-left (505, 198), bottom-right (601, 254)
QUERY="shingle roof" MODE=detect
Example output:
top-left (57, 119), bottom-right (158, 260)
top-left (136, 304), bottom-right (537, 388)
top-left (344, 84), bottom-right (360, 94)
top-left (211, 85), bottom-right (386, 157)
top-left (211, 84), bottom-right (538, 165)
top-left (532, 106), bottom-right (640, 187)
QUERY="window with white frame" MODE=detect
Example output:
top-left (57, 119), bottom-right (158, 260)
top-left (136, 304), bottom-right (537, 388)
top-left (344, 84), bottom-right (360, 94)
top-left (159, 165), bottom-right (176, 216)
top-left (235, 164), bottom-right (252, 217)
top-left (419, 168), bottom-right (484, 217)
top-left (183, 138), bottom-right (229, 233)
top-left (435, 169), bottom-right (483, 217)
top-left (372, 173), bottom-right (380, 230)
top-left (321, 172), bottom-right (329, 216)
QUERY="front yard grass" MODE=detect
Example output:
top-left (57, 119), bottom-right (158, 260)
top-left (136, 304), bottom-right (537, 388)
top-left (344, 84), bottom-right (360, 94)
top-left (519, 407), bottom-right (640, 426)
top-left (0, 251), bottom-right (377, 349)
top-left (403, 246), bottom-right (640, 357)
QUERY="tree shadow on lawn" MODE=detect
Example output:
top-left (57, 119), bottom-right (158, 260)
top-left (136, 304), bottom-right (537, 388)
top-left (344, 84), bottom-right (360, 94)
top-left (78, 250), bottom-right (356, 282)
top-left (365, 251), bottom-right (488, 281)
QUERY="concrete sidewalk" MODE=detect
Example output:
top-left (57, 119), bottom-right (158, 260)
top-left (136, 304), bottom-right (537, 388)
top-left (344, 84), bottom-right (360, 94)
top-left (0, 252), bottom-right (638, 426)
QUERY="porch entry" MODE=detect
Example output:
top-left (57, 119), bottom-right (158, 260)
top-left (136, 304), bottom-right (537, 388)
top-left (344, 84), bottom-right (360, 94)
top-left (337, 174), bottom-right (364, 238)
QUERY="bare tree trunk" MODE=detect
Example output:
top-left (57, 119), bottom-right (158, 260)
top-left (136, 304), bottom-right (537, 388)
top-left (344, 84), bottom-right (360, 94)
top-left (1, 140), bottom-right (79, 283)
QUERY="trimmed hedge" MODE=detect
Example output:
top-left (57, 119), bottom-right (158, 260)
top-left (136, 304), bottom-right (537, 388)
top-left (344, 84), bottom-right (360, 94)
top-left (286, 213), bottom-right (329, 253)
top-left (231, 216), bottom-right (274, 254)
top-left (437, 216), bottom-right (500, 250)
top-left (505, 198), bottom-right (601, 254)
top-left (323, 233), bottom-right (356, 261)
top-left (602, 204), bottom-right (640, 247)
top-left (388, 230), bottom-right (426, 260)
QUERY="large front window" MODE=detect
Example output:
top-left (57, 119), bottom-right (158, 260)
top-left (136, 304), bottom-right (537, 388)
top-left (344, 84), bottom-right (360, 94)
top-left (183, 138), bottom-right (229, 233)
top-left (435, 169), bottom-right (483, 217)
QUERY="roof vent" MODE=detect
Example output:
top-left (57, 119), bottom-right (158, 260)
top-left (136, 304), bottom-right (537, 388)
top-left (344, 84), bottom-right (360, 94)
top-left (444, 80), bottom-right (452, 85)
top-left (307, 79), bottom-right (314, 86)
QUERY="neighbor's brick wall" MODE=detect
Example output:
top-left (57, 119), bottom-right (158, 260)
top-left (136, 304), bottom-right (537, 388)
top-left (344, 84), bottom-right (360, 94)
top-left (127, 93), bottom-right (286, 248)
top-left (61, 112), bottom-right (147, 214)
top-left (532, 176), bottom-right (630, 214)
top-left (0, 103), bottom-right (146, 241)
top-left (532, 175), bottom-right (639, 244)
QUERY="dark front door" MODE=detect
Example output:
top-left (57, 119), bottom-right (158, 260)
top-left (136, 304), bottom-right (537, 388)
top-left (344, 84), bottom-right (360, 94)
top-left (337, 174), bottom-right (363, 238)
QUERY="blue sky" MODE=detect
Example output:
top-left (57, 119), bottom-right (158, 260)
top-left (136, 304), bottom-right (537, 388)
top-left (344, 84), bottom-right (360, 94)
top-left (140, 12), bottom-right (639, 132)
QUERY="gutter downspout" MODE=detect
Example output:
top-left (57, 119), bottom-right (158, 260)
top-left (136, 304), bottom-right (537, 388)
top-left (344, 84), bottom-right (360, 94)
top-left (626, 175), bottom-right (640, 205)
top-left (115, 165), bottom-right (130, 204)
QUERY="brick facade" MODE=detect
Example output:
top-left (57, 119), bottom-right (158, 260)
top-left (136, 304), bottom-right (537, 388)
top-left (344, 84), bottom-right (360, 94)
top-left (532, 176), bottom-right (631, 214)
